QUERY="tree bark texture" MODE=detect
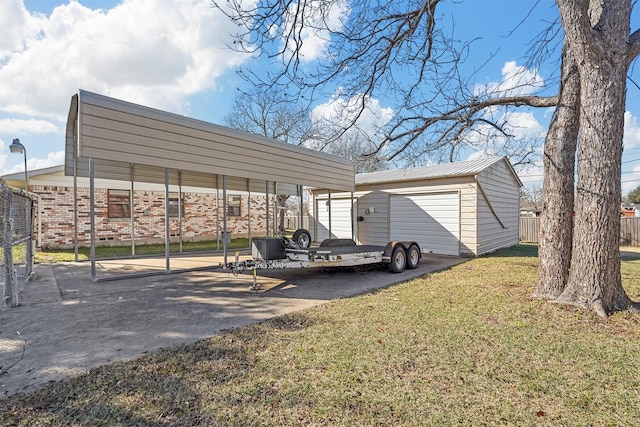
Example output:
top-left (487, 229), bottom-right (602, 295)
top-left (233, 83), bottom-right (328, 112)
top-left (534, 45), bottom-right (580, 300)
top-left (555, 0), bottom-right (638, 317)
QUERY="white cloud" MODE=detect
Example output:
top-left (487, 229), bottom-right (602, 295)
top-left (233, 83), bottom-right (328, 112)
top-left (0, 118), bottom-right (58, 134)
top-left (0, 1), bottom-right (36, 58)
top-left (624, 111), bottom-right (640, 150)
top-left (622, 112), bottom-right (640, 195)
top-left (505, 111), bottom-right (545, 138)
top-left (311, 91), bottom-right (393, 139)
top-left (0, 0), bottom-right (252, 121)
top-left (475, 61), bottom-right (545, 98)
top-left (518, 162), bottom-right (544, 188)
top-left (622, 164), bottom-right (640, 196)
top-left (2, 149), bottom-right (65, 175)
top-left (283, 0), bottom-right (349, 63)
top-left (27, 150), bottom-right (65, 171)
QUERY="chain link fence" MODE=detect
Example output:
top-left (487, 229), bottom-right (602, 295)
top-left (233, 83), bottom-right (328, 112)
top-left (1, 182), bottom-right (34, 309)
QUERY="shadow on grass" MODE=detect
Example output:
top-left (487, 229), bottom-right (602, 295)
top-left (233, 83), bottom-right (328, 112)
top-left (0, 317), bottom-right (318, 426)
top-left (494, 243), bottom-right (640, 261)
top-left (620, 250), bottom-right (640, 261)
top-left (485, 243), bottom-right (538, 258)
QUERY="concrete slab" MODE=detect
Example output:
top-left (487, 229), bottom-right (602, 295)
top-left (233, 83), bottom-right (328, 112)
top-left (0, 254), bottom-right (465, 398)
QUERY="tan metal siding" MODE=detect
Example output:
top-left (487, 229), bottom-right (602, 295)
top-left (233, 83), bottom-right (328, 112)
top-left (459, 185), bottom-right (478, 256)
top-left (354, 191), bottom-right (390, 245)
top-left (316, 197), bottom-right (354, 241)
top-left (28, 173), bottom-right (222, 194)
top-left (64, 95), bottom-right (78, 177)
top-left (390, 192), bottom-right (460, 256)
top-left (476, 162), bottom-right (520, 255)
top-left (354, 178), bottom-right (477, 253)
top-left (72, 91), bottom-right (354, 192)
top-left (310, 158), bottom-right (521, 256)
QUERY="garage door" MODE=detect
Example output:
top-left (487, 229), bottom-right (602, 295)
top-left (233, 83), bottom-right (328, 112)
top-left (390, 192), bottom-right (460, 256)
top-left (316, 197), bottom-right (353, 241)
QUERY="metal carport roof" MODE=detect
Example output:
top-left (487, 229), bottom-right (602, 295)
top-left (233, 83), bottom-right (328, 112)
top-left (65, 90), bottom-right (355, 194)
top-left (64, 90), bottom-right (355, 281)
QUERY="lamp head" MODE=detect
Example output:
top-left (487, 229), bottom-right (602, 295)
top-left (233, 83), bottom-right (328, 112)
top-left (10, 138), bottom-right (25, 154)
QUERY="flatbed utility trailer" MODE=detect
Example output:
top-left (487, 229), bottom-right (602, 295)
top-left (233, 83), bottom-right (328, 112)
top-left (225, 229), bottom-right (422, 291)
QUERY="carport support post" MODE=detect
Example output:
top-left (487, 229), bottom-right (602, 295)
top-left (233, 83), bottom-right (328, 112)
top-left (89, 158), bottom-right (96, 281)
top-left (215, 176), bottom-right (220, 251)
top-left (222, 175), bottom-right (228, 265)
top-left (299, 185), bottom-right (304, 230)
top-left (73, 140), bottom-right (79, 262)
top-left (265, 181), bottom-right (270, 238)
top-left (178, 170), bottom-right (183, 253)
top-left (247, 188), bottom-right (252, 244)
top-left (328, 190), bottom-right (332, 238)
top-left (351, 192), bottom-right (355, 242)
top-left (273, 183), bottom-right (278, 235)
top-left (130, 164), bottom-right (135, 257)
top-left (164, 168), bottom-right (170, 272)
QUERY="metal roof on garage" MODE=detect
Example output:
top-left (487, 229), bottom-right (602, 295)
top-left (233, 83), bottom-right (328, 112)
top-left (64, 90), bottom-right (355, 194)
top-left (355, 156), bottom-right (522, 187)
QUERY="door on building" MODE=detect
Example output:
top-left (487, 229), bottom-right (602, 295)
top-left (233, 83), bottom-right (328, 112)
top-left (390, 192), bottom-right (460, 256)
top-left (316, 197), bottom-right (354, 242)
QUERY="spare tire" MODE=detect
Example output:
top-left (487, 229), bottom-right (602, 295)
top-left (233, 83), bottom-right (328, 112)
top-left (292, 229), bottom-right (312, 248)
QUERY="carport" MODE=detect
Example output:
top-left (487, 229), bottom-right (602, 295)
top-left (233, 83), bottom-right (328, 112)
top-left (65, 90), bottom-right (355, 281)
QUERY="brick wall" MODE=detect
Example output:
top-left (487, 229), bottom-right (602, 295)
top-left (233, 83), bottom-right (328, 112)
top-left (33, 185), bottom-right (270, 249)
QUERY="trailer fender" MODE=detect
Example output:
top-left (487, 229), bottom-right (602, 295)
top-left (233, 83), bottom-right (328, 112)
top-left (382, 241), bottom-right (421, 264)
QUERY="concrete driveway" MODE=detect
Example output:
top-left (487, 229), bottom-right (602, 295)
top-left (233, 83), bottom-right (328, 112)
top-left (0, 253), bottom-right (464, 398)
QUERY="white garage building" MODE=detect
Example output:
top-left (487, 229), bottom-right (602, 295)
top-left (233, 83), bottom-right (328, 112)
top-left (312, 156), bottom-right (522, 257)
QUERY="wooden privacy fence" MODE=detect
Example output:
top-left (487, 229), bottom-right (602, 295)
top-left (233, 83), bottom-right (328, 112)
top-left (520, 217), bottom-right (640, 247)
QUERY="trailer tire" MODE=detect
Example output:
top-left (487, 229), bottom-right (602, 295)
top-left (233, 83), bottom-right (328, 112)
top-left (292, 229), bottom-right (312, 248)
top-left (406, 244), bottom-right (420, 269)
top-left (388, 246), bottom-right (407, 273)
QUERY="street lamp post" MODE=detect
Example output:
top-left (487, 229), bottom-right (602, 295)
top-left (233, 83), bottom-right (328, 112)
top-left (9, 138), bottom-right (28, 193)
top-left (9, 138), bottom-right (32, 282)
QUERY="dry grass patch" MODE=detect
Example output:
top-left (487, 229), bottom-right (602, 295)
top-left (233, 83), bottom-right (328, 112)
top-left (2, 244), bottom-right (640, 425)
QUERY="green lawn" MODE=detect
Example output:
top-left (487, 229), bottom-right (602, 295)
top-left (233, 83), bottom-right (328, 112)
top-left (3, 244), bottom-right (640, 425)
top-left (34, 238), bottom-right (251, 263)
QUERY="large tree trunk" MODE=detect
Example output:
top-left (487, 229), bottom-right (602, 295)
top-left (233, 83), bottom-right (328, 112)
top-left (534, 45), bottom-right (580, 299)
top-left (557, 66), bottom-right (633, 316)
top-left (555, 0), bottom-right (639, 317)
top-left (557, 60), bottom-right (634, 316)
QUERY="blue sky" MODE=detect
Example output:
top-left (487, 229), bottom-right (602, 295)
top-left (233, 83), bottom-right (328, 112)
top-left (1, 0), bottom-right (639, 195)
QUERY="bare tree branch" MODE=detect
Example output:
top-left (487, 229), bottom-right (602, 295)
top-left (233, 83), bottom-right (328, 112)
top-left (214, 0), bottom-right (559, 167)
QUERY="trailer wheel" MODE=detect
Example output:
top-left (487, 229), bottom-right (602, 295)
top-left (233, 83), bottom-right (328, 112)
top-left (406, 244), bottom-right (420, 269)
top-left (292, 229), bottom-right (312, 248)
top-left (388, 246), bottom-right (407, 273)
